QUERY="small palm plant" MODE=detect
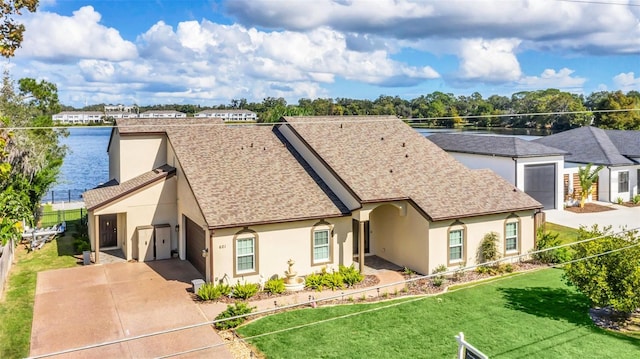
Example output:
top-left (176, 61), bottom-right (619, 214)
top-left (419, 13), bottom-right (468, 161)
top-left (578, 163), bottom-right (603, 208)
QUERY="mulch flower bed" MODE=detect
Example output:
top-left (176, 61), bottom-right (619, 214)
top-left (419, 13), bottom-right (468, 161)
top-left (565, 203), bottom-right (616, 213)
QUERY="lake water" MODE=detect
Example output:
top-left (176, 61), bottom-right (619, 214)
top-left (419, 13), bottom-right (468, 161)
top-left (46, 127), bottom-right (111, 203)
top-left (47, 125), bottom-right (547, 203)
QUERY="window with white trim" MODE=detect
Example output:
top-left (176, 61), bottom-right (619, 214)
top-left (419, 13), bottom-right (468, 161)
top-left (236, 237), bottom-right (255, 273)
top-left (449, 230), bottom-right (464, 262)
top-left (313, 229), bottom-right (330, 263)
top-left (618, 171), bottom-right (629, 193)
top-left (505, 222), bottom-right (518, 252)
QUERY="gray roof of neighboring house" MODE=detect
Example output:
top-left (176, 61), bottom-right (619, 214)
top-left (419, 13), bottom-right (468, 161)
top-left (282, 116), bottom-right (542, 221)
top-left (605, 129), bottom-right (640, 158)
top-left (166, 125), bottom-right (349, 229)
top-left (533, 126), bottom-right (637, 166)
top-left (84, 165), bottom-right (176, 210)
top-left (427, 133), bottom-right (567, 158)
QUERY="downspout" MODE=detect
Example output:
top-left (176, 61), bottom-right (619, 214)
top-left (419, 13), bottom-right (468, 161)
top-left (209, 229), bottom-right (215, 283)
top-left (608, 166), bottom-right (612, 203)
top-left (512, 157), bottom-right (518, 188)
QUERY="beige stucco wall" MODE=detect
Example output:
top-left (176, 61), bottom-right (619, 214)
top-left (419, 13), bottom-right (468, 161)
top-left (167, 141), bottom-right (208, 263)
top-left (428, 210), bottom-right (536, 272)
top-left (108, 130), bottom-right (121, 181)
top-left (368, 202), bottom-right (430, 274)
top-left (91, 177), bottom-right (178, 260)
top-left (117, 134), bottom-right (167, 183)
top-left (211, 216), bottom-right (353, 284)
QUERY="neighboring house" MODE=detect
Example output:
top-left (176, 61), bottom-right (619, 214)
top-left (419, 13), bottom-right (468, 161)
top-left (104, 111), bottom-right (139, 120)
top-left (104, 104), bottom-right (138, 113)
top-left (427, 133), bottom-right (567, 210)
top-left (83, 116), bottom-right (542, 283)
top-left (139, 110), bottom-right (187, 118)
top-left (533, 126), bottom-right (640, 203)
top-left (52, 111), bottom-right (105, 124)
top-left (194, 109), bottom-right (258, 122)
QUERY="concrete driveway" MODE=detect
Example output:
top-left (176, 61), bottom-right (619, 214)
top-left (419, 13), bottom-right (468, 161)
top-left (545, 202), bottom-right (640, 231)
top-left (30, 260), bottom-right (233, 358)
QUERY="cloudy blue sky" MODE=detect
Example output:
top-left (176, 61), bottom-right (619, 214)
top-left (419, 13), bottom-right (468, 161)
top-left (8, 0), bottom-right (640, 107)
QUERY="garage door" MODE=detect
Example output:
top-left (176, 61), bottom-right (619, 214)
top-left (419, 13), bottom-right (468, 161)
top-left (524, 164), bottom-right (556, 209)
top-left (185, 217), bottom-right (206, 277)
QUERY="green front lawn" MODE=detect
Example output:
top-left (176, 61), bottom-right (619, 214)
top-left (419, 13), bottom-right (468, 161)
top-left (0, 230), bottom-right (78, 358)
top-left (237, 269), bottom-right (640, 358)
top-left (545, 222), bottom-right (579, 244)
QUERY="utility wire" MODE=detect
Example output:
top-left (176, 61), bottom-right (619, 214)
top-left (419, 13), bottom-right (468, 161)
top-left (3, 108), bottom-right (640, 131)
top-left (160, 229), bottom-right (640, 359)
top-left (27, 226), bottom-right (640, 359)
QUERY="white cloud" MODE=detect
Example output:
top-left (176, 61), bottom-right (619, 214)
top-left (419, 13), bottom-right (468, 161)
top-left (518, 68), bottom-right (586, 91)
top-left (456, 39), bottom-right (522, 82)
top-left (613, 72), bottom-right (640, 92)
top-left (227, 0), bottom-right (640, 55)
top-left (18, 6), bottom-right (137, 62)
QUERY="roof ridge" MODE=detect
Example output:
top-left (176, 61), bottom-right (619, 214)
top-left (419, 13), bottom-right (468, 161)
top-left (589, 126), bottom-right (622, 165)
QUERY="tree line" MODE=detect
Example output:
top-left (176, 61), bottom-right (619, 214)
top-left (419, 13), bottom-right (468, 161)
top-left (73, 89), bottom-right (640, 130)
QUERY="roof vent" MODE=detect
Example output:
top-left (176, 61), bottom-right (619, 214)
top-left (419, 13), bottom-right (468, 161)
top-left (389, 169), bottom-right (393, 173)
top-left (340, 123), bottom-right (343, 128)
top-left (402, 142), bottom-right (405, 147)
top-left (405, 154), bottom-right (409, 158)
top-left (381, 137), bottom-right (384, 141)
top-left (263, 147), bottom-right (266, 150)
top-left (241, 146), bottom-right (244, 150)
top-left (250, 143), bottom-right (253, 148)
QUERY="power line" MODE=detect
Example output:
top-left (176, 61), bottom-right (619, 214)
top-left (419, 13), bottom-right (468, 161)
top-left (3, 108), bottom-right (640, 131)
top-left (27, 226), bottom-right (640, 359)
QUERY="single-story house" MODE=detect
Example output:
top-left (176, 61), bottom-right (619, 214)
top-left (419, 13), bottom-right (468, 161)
top-left (83, 116), bottom-right (542, 282)
top-left (427, 133), bottom-right (567, 210)
top-left (533, 126), bottom-right (640, 203)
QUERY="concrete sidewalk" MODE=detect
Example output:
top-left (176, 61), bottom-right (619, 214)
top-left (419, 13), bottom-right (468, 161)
top-left (544, 202), bottom-right (640, 230)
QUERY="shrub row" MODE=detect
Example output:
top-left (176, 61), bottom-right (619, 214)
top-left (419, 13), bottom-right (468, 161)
top-left (305, 265), bottom-right (364, 291)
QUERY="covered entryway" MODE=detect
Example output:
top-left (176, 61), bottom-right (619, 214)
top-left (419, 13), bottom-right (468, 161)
top-left (524, 164), bottom-right (557, 209)
top-left (99, 214), bottom-right (117, 247)
top-left (185, 216), bottom-right (206, 277)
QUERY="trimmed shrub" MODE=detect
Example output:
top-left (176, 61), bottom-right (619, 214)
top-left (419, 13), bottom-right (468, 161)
top-left (338, 265), bottom-right (364, 287)
top-left (533, 228), bottom-right (571, 264)
top-left (305, 272), bottom-right (324, 291)
top-left (197, 283), bottom-right (231, 301)
top-left (73, 237), bottom-right (90, 254)
top-left (633, 194), bottom-right (640, 204)
top-left (232, 281), bottom-right (259, 300)
top-left (264, 278), bottom-right (285, 295)
top-left (214, 302), bottom-right (255, 330)
top-left (322, 271), bottom-right (344, 291)
top-left (431, 264), bottom-right (447, 287)
top-left (478, 232), bottom-right (501, 263)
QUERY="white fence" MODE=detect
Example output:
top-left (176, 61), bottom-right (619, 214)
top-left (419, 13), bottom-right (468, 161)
top-left (456, 332), bottom-right (488, 359)
top-left (0, 238), bottom-right (15, 299)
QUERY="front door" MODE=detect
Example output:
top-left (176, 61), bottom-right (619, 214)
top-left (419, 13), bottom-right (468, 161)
top-left (352, 220), bottom-right (370, 255)
top-left (99, 214), bottom-right (117, 248)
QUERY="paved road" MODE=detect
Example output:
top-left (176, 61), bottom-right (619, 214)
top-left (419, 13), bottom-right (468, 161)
top-left (545, 202), bottom-right (640, 231)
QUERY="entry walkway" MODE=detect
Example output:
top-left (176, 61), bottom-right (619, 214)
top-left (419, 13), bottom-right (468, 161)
top-left (545, 202), bottom-right (640, 230)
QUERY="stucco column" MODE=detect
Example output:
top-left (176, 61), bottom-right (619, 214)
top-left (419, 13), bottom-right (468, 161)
top-left (94, 215), bottom-right (100, 264)
top-left (358, 220), bottom-right (365, 273)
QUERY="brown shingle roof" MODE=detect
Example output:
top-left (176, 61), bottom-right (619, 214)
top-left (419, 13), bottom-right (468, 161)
top-left (115, 117), bottom-right (223, 134)
top-left (282, 116), bottom-right (542, 221)
top-left (84, 165), bottom-right (176, 210)
top-left (166, 125), bottom-right (348, 229)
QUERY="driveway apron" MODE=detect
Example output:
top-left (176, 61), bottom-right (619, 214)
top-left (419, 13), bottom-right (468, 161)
top-left (30, 260), bottom-right (233, 358)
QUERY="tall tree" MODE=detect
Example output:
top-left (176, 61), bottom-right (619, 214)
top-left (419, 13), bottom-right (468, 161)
top-left (0, 0), bottom-right (38, 58)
